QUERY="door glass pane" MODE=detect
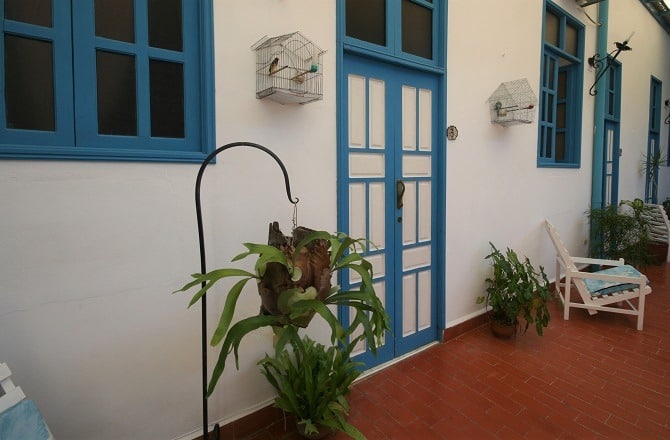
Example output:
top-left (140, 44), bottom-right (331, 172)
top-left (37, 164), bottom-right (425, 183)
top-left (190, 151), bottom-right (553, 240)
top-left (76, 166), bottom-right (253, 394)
top-left (96, 51), bottom-right (137, 135)
top-left (557, 70), bottom-right (567, 99)
top-left (556, 132), bottom-right (566, 161)
top-left (4, 35), bottom-right (55, 131)
top-left (556, 103), bottom-right (566, 128)
top-left (5, 0), bottom-right (52, 27)
top-left (565, 23), bottom-right (578, 56)
top-left (150, 60), bottom-right (184, 138)
top-left (148, 0), bottom-right (182, 51)
top-left (607, 92), bottom-right (614, 117)
top-left (346, 0), bottom-right (385, 46)
top-left (545, 56), bottom-right (555, 89)
top-left (546, 94), bottom-right (554, 123)
top-left (95, 0), bottom-right (134, 43)
top-left (402, 0), bottom-right (432, 59)
top-left (544, 10), bottom-right (559, 46)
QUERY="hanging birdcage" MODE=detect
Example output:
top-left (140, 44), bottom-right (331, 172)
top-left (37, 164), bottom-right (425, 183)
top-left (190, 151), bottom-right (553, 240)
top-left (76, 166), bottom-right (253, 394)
top-left (487, 79), bottom-right (537, 126)
top-left (252, 31), bottom-right (325, 105)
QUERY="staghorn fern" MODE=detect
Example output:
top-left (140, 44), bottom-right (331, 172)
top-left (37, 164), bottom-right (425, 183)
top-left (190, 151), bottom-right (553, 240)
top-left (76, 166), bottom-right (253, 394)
top-left (174, 229), bottom-right (390, 396)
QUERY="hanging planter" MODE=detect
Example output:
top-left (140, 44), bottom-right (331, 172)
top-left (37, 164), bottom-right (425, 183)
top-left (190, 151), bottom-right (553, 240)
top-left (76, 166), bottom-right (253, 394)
top-left (257, 223), bottom-right (332, 327)
top-left (174, 222), bottom-right (390, 397)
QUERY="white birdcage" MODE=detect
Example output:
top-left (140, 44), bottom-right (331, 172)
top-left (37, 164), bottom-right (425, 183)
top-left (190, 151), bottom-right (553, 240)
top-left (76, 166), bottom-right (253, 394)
top-left (487, 79), bottom-right (537, 126)
top-left (252, 31), bottom-right (325, 105)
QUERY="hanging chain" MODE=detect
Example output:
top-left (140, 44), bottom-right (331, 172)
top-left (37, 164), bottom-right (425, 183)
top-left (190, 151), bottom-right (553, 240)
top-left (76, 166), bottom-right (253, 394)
top-left (292, 200), bottom-right (299, 231)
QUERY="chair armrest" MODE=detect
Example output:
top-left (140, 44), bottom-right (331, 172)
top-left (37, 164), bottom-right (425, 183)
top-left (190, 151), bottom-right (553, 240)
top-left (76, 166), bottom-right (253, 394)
top-left (568, 269), bottom-right (645, 285)
top-left (570, 256), bottom-right (625, 267)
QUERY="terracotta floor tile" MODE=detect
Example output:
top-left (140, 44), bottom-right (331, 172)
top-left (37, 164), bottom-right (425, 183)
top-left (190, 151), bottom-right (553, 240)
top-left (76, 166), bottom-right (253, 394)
top-left (234, 262), bottom-right (670, 439)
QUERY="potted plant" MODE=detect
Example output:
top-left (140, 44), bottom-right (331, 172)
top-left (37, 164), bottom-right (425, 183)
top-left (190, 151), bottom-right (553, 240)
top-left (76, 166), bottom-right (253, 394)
top-left (175, 222), bottom-right (390, 437)
top-left (477, 243), bottom-right (551, 337)
top-left (641, 148), bottom-right (667, 202)
top-left (259, 334), bottom-right (365, 439)
top-left (587, 199), bottom-right (653, 267)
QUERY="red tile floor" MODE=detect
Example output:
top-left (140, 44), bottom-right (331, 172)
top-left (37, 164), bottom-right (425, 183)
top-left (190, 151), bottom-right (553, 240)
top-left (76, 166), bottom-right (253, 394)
top-left (234, 263), bottom-right (670, 439)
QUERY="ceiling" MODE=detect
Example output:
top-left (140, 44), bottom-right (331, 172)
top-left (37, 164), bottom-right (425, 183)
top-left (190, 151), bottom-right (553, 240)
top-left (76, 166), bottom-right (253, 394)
top-left (578, 1), bottom-right (670, 36)
top-left (639, 0), bottom-right (670, 36)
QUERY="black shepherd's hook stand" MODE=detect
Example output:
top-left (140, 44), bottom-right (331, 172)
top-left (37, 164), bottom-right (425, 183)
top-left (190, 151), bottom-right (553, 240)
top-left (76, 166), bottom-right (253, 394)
top-left (194, 142), bottom-right (299, 440)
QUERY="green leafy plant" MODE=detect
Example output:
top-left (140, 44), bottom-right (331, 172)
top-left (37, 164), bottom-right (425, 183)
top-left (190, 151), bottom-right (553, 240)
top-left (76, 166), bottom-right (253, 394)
top-left (259, 334), bottom-right (365, 439)
top-left (587, 199), bottom-right (653, 268)
top-left (477, 243), bottom-right (551, 336)
top-left (174, 228), bottom-right (390, 396)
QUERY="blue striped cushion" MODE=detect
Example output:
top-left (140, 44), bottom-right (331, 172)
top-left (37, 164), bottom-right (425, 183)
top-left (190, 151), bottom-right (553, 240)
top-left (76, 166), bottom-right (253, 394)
top-left (0, 400), bottom-right (50, 440)
top-left (583, 265), bottom-right (648, 296)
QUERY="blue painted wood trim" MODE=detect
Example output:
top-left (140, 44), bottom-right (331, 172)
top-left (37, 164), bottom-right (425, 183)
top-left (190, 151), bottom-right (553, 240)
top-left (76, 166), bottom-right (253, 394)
top-left (1, 1), bottom-right (75, 147)
top-left (538, 1), bottom-right (585, 169)
top-left (0, 0), bottom-right (214, 163)
top-left (336, 0), bottom-right (448, 351)
top-left (199, 0), bottom-right (216, 160)
top-left (435, 0), bottom-right (447, 339)
top-left (592, 1), bottom-right (609, 209)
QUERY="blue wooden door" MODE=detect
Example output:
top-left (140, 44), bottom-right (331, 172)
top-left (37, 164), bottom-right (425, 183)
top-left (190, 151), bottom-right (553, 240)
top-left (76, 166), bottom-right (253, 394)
top-left (339, 54), bottom-right (440, 368)
top-left (646, 77), bottom-right (662, 204)
top-left (603, 60), bottom-right (621, 207)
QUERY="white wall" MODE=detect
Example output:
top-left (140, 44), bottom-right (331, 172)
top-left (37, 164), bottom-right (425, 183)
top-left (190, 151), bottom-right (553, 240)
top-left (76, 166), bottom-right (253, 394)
top-left (446, 0), bottom-right (670, 327)
top-left (0, 1), bottom-right (336, 439)
top-left (445, 0), bottom-right (596, 325)
top-left (1, 1), bottom-right (669, 439)
top-left (609, 1), bottom-right (670, 203)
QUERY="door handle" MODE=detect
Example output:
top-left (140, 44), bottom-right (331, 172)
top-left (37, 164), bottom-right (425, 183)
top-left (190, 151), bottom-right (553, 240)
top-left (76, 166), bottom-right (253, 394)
top-left (396, 179), bottom-right (406, 209)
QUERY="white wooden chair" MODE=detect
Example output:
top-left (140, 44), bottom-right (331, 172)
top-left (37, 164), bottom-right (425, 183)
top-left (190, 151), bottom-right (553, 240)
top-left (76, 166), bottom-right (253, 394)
top-left (639, 203), bottom-right (670, 262)
top-left (544, 219), bottom-right (651, 331)
top-left (0, 362), bottom-right (54, 439)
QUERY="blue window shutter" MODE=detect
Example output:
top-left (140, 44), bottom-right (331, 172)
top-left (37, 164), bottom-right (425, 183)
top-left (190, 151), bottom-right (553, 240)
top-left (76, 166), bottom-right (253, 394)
top-left (1, 0), bottom-right (214, 163)
top-left (0, 1), bottom-right (75, 149)
top-left (537, 1), bottom-right (583, 169)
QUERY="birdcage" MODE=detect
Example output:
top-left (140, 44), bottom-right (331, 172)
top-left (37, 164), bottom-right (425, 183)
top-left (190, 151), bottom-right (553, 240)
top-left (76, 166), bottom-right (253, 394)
top-left (487, 79), bottom-right (537, 126)
top-left (252, 31), bottom-right (325, 105)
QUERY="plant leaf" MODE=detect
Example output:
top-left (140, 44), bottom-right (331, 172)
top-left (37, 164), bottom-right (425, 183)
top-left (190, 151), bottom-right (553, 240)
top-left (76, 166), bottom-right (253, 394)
top-left (290, 299), bottom-right (344, 343)
top-left (210, 277), bottom-right (255, 346)
top-left (173, 268), bottom-right (255, 308)
top-left (207, 314), bottom-right (281, 396)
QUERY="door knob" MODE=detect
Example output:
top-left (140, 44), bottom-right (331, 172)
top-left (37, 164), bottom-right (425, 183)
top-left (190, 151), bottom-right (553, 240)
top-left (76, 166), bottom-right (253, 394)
top-left (396, 179), bottom-right (405, 209)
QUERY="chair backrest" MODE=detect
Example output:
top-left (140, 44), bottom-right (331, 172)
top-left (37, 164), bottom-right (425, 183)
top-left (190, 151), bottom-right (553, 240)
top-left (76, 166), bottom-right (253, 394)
top-left (641, 203), bottom-right (670, 244)
top-left (544, 219), bottom-right (578, 271)
top-left (0, 363), bottom-right (26, 414)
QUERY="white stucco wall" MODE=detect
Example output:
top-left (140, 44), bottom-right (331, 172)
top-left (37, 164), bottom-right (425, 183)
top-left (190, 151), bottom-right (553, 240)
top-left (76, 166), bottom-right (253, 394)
top-left (446, 0), bottom-right (595, 325)
top-left (1, 1), bottom-right (669, 439)
top-left (0, 1), bottom-right (336, 439)
top-left (610, 2), bottom-right (670, 203)
top-left (447, 0), bottom-right (670, 327)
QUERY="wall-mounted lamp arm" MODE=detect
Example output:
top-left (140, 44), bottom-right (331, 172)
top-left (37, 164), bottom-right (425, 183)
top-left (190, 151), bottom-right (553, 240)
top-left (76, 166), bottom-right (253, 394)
top-left (588, 35), bottom-right (633, 96)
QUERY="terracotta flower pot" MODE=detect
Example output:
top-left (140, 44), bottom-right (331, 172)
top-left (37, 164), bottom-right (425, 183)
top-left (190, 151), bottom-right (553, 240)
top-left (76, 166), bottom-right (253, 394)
top-left (490, 320), bottom-right (516, 338)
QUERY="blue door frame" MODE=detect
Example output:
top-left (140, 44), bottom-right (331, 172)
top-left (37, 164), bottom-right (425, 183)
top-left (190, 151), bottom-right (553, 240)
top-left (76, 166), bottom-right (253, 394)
top-left (338, 52), bottom-right (444, 369)
top-left (336, 0), bottom-right (447, 370)
top-left (603, 59), bottom-right (621, 207)
top-left (646, 77), bottom-right (662, 204)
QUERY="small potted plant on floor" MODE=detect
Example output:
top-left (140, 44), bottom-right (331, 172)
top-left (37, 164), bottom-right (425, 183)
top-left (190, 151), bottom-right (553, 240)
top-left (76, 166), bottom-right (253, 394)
top-left (587, 199), bottom-right (654, 268)
top-left (259, 334), bottom-right (365, 439)
top-left (477, 243), bottom-right (551, 337)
